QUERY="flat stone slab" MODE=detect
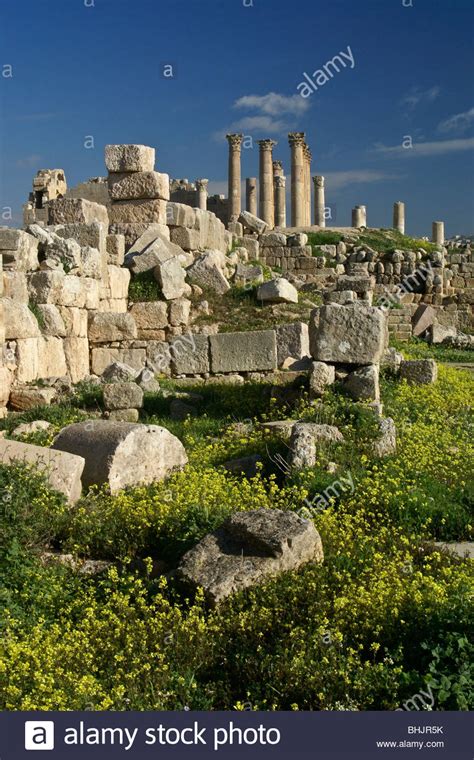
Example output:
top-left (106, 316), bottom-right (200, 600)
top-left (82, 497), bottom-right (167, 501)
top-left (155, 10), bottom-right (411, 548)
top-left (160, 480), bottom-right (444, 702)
top-left (433, 542), bottom-right (474, 560)
top-left (177, 508), bottom-right (323, 605)
top-left (52, 421), bottom-right (187, 493)
top-left (210, 330), bottom-right (277, 373)
top-left (0, 438), bottom-right (84, 504)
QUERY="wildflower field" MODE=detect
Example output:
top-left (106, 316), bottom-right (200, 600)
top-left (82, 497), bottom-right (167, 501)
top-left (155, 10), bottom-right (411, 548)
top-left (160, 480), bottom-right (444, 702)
top-left (0, 352), bottom-right (472, 712)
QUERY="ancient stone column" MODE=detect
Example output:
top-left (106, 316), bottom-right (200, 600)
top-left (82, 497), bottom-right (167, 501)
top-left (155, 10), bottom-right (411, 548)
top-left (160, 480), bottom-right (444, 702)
top-left (246, 178), bottom-right (257, 215)
top-left (226, 134), bottom-right (243, 221)
top-left (304, 146), bottom-right (312, 225)
top-left (273, 160), bottom-right (284, 178)
top-left (195, 178), bottom-right (209, 211)
top-left (258, 139), bottom-right (277, 228)
top-left (352, 205), bottom-right (367, 228)
top-left (288, 132), bottom-right (306, 228)
top-left (313, 175), bottom-right (326, 228)
top-left (393, 202), bottom-right (405, 234)
top-left (432, 221), bottom-right (445, 245)
top-left (274, 175), bottom-right (287, 228)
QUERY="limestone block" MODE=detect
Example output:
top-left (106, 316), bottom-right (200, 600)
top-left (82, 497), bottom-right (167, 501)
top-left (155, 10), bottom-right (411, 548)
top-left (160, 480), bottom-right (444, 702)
top-left (309, 361), bottom-right (335, 398)
top-left (38, 336), bottom-right (68, 378)
top-left (400, 359), bottom-right (438, 385)
top-left (257, 278), bottom-right (298, 304)
top-left (166, 202), bottom-right (198, 228)
top-left (52, 420), bottom-right (188, 493)
top-left (54, 222), bottom-right (107, 254)
top-left (155, 257), bottom-right (186, 300)
top-left (276, 323), bottom-right (309, 367)
top-left (309, 303), bottom-right (388, 365)
top-left (146, 341), bottom-right (172, 376)
top-left (48, 198), bottom-right (109, 226)
top-left (107, 265), bottom-right (130, 300)
top-left (177, 508), bottom-right (323, 605)
top-left (9, 386), bottom-right (56, 411)
top-left (59, 276), bottom-right (87, 308)
top-left (428, 323), bottom-right (456, 344)
top-left (58, 307), bottom-right (88, 337)
top-left (238, 210), bottom-right (268, 235)
top-left (169, 298), bottom-right (191, 326)
top-left (129, 302), bottom-right (168, 333)
top-left (105, 144), bottom-right (155, 173)
top-left (109, 409), bottom-right (140, 423)
top-left (16, 338), bottom-right (40, 382)
top-left (325, 290), bottom-right (357, 305)
top-left (3, 298), bottom-right (40, 340)
top-left (336, 274), bottom-right (375, 293)
top-left (109, 199), bottom-right (167, 226)
top-left (289, 423), bottom-right (344, 470)
top-left (169, 226), bottom-right (201, 251)
top-left (237, 237), bottom-right (259, 260)
top-left (412, 304), bottom-right (436, 338)
top-left (372, 417), bottom-right (397, 458)
top-left (28, 271), bottom-right (65, 304)
top-left (109, 223), bottom-right (170, 249)
top-left (98, 298), bottom-right (128, 314)
top-left (82, 279), bottom-right (100, 310)
top-left (0, 439), bottom-right (84, 504)
top-left (108, 171), bottom-right (170, 201)
top-left (187, 253), bottom-right (230, 295)
top-left (102, 362), bottom-right (139, 383)
top-left (344, 364), bottom-right (380, 402)
top-left (63, 337), bottom-right (90, 383)
top-left (88, 312), bottom-right (137, 343)
top-left (3, 272), bottom-right (28, 302)
top-left (210, 330), bottom-right (277, 373)
top-left (36, 305), bottom-right (67, 337)
top-left (91, 348), bottom-right (146, 376)
top-left (0, 366), bottom-right (12, 407)
top-left (170, 333), bottom-right (209, 375)
top-left (126, 235), bottom-right (182, 274)
top-left (0, 230), bottom-right (39, 272)
top-left (80, 246), bottom-right (103, 279)
top-left (260, 232), bottom-right (287, 247)
top-left (106, 234), bottom-right (125, 266)
top-left (103, 382), bottom-right (143, 411)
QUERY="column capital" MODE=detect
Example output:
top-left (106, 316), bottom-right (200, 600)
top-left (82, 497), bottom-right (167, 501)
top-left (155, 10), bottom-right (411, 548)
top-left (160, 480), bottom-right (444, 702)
top-left (272, 159), bottom-right (284, 174)
top-left (195, 178), bottom-right (209, 190)
top-left (313, 175), bottom-right (325, 187)
top-left (258, 139), bottom-right (277, 151)
top-left (288, 131), bottom-right (306, 147)
top-left (226, 133), bottom-right (244, 150)
top-left (274, 175), bottom-right (286, 188)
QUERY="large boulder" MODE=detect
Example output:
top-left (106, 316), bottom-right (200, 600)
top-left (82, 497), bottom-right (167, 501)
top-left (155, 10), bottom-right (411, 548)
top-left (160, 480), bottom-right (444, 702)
top-left (309, 303), bottom-right (388, 364)
top-left (52, 421), bottom-right (188, 493)
top-left (257, 278), bottom-right (298, 304)
top-left (289, 423), bottom-right (344, 470)
top-left (0, 439), bottom-right (84, 504)
top-left (177, 508), bottom-right (324, 605)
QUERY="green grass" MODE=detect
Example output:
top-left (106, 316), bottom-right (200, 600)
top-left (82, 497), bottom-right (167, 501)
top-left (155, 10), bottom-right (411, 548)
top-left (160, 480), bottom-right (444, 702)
top-left (307, 231), bottom-right (343, 246)
top-left (128, 270), bottom-right (163, 301)
top-left (392, 337), bottom-right (474, 365)
top-left (356, 229), bottom-right (438, 255)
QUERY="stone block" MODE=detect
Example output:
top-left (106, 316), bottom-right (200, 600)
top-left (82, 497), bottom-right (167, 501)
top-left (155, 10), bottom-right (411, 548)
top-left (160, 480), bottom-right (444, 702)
top-left (109, 223), bottom-right (170, 249)
top-left (3, 271), bottom-right (29, 302)
top-left (154, 257), bottom-right (186, 300)
top-left (289, 423), bottom-right (344, 470)
top-left (309, 361), bottom-right (335, 398)
top-left (238, 210), bottom-right (268, 235)
top-left (412, 304), bottom-right (436, 337)
top-left (170, 333), bottom-right (210, 375)
top-left (28, 271), bottom-right (65, 304)
top-left (59, 307), bottom-right (88, 337)
top-left (103, 382), bottom-right (143, 411)
top-left (0, 439), bottom-right (84, 504)
top-left (309, 303), bottom-right (388, 365)
top-left (107, 265), bottom-right (130, 300)
top-left (169, 298), bottom-right (191, 326)
top-left (257, 278), bottom-right (298, 304)
top-left (187, 253), bottom-right (230, 295)
top-left (3, 298), bottom-right (40, 340)
top-left (129, 301), bottom-right (168, 332)
top-left (0, 230), bottom-right (39, 271)
top-left (91, 348), bottom-right (146, 376)
top-left (37, 336), bottom-right (68, 378)
top-left (105, 144), bottom-right (155, 173)
top-left (48, 198), bottom-right (109, 226)
top-left (109, 199), bottom-right (167, 225)
top-left (177, 508), bottom-right (323, 606)
top-left (237, 236), bottom-right (259, 260)
top-left (106, 234), bottom-right (125, 266)
top-left (344, 364), bottom-right (380, 402)
top-left (9, 386), bottom-right (56, 411)
top-left (400, 359), bottom-right (438, 385)
top-left (169, 226), bottom-right (201, 251)
top-left (210, 330), bottom-right (277, 373)
top-left (146, 341), bottom-right (172, 376)
top-left (54, 222), bottom-right (107, 253)
top-left (88, 312), bottom-right (137, 343)
top-left (372, 417), bottom-right (397, 458)
top-left (63, 337), bottom-right (90, 383)
top-left (108, 171), bottom-right (170, 201)
top-left (15, 339), bottom-right (40, 383)
top-left (276, 323), bottom-right (309, 367)
top-left (126, 234), bottom-right (182, 274)
top-left (0, 366), bottom-right (12, 407)
top-left (52, 420), bottom-right (187, 494)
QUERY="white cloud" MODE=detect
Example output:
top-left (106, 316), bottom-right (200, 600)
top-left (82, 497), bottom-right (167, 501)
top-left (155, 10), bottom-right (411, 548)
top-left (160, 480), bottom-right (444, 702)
top-left (438, 107), bottom-right (474, 134)
top-left (400, 86), bottom-right (440, 109)
top-left (374, 137), bottom-right (474, 158)
top-left (325, 170), bottom-right (400, 192)
top-left (16, 154), bottom-right (43, 168)
top-left (233, 92), bottom-right (310, 116)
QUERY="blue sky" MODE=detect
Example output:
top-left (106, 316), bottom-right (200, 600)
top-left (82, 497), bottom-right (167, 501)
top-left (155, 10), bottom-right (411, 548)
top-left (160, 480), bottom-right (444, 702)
top-left (1, 0), bottom-right (473, 236)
